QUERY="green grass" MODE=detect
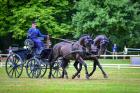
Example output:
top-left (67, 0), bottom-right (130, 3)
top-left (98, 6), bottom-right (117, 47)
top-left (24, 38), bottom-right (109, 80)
top-left (0, 59), bottom-right (140, 93)
top-left (102, 59), bottom-right (130, 64)
top-left (91, 59), bottom-right (130, 64)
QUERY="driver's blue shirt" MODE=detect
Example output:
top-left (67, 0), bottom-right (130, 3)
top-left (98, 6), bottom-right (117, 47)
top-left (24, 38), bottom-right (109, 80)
top-left (28, 28), bottom-right (46, 39)
top-left (27, 28), bottom-right (47, 54)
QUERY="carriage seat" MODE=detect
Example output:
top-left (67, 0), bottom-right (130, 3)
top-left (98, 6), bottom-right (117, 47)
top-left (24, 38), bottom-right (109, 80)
top-left (24, 39), bottom-right (35, 49)
top-left (11, 48), bottom-right (33, 61)
top-left (40, 48), bottom-right (52, 59)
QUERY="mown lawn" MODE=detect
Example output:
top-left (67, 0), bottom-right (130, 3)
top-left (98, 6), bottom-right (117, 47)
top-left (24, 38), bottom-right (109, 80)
top-left (0, 59), bottom-right (140, 93)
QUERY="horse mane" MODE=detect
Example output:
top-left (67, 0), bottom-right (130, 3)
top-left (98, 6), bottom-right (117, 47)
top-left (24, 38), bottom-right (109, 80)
top-left (78, 34), bottom-right (92, 47)
top-left (93, 35), bottom-right (109, 46)
top-left (78, 34), bottom-right (88, 46)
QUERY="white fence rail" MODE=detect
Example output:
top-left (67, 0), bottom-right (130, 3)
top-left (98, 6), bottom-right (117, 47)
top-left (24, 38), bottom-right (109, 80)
top-left (68, 64), bottom-right (140, 69)
top-left (100, 55), bottom-right (140, 57)
top-left (1, 62), bottom-right (139, 69)
top-left (0, 54), bottom-right (140, 59)
top-left (0, 54), bottom-right (8, 56)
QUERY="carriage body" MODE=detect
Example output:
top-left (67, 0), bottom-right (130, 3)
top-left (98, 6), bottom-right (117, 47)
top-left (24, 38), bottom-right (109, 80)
top-left (5, 37), bottom-right (62, 78)
top-left (12, 48), bottom-right (33, 61)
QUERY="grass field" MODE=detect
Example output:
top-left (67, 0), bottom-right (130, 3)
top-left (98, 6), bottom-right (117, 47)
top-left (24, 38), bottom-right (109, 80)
top-left (0, 59), bottom-right (140, 93)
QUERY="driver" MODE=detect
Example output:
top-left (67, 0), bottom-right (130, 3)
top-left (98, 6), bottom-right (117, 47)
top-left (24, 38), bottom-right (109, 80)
top-left (27, 21), bottom-right (47, 55)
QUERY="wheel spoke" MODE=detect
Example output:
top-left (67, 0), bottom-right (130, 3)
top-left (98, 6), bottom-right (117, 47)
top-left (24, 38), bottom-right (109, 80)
top-left (15, 68), bottom-right (17, 77)
top-left (56, 70), bottom-right (58, 77)
top-left (29, 69), bottom-right (33, 75)
top-left (53, 70), bottom-right (56, 76)
top-left (13, 56), bottom-right (16, 63)
top-left (11, 69), bottom-right (15, 77)
top-left (58, 70), bottom-right (61, 76)
top-left (8, 67), bottom-right (14, 75)
top-left (41, 69), bottom-right (45, 74)
top-left (29, 63), bottom-right (33, 77)
top-left (7, 65), bottom-right (13, 69)
top-left (15, 67), bottom-right (20, 77)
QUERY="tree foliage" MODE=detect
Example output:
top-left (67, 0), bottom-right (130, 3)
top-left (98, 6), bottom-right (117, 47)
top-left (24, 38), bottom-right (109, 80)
top-left (0, 0), bottom-right (74, 39)
top-left (0, 0), bottom-right (140, 50)
top-left (72, 0), bottom-right (140, 48)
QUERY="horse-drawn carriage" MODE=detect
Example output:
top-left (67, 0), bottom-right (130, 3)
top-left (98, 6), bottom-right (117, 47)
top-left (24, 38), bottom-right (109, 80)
top-left (5, 37), bottom-right (63, 78)
top-left (5, 35), bottom-right (109, 79)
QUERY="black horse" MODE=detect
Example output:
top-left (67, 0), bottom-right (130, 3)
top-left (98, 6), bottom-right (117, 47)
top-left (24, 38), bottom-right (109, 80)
top-left (73, 35), bottom-right (109, 78)
top-left (48, 35), bottom-right (93, 79)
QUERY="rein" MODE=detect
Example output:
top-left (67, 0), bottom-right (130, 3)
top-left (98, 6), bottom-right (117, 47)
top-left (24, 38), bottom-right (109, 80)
top-left (51, 37), bottom-right (76, 43)
top-left (52, 37), bottom-right (88, 52)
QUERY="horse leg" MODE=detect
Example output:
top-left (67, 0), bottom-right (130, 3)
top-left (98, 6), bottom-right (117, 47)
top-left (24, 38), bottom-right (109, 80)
top-left (61, 70), bottom-right (65, 78)
top-left (48, 50), bottom-right (56, 79)
top-left (61, 59), bottom-right (69, 79)
top-left (77, 63), bottom-right (82, 78)
top-left (60, 59), bottom-right (65, 78)
top-left (79, 57), bottom-right (89, 79)
top-left (64, 60), bottom-right (69, 79)
top-left (61, 69), bottom-right (68, 79)
top-left (72, 61), bottom-right (82, 79)
top-left (61, 68), bottom-right (68, 79)
top-left (64, 68), bottom-right (68, 79)
top-left (73, 60), bottom-right (82, 78)
top-left (48, 53), bottom-right (57, 78)
top-left (96, 59), bottom-right (108, 78)
top-left (48, 61), bottom-right (55, 79)
top-left (88, 62), bottom-right (97, 77)
top-left (72, 57), bottom-right (89, 79)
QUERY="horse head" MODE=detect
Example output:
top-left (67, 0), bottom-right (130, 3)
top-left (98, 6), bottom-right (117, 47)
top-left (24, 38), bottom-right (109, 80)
top-left (78, 35), bottom-right (93, 52)
top-left (93, 35), bottom-right (109, 56)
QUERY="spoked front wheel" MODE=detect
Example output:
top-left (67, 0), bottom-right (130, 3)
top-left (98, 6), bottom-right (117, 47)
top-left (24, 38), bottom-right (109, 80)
top-left (26, 58), bottom-right (41, 78)
top-left (52, 58), bottom-right (63, 78)
top-left (39, 61), bottom-right (48, 78)
top-left (5, 54), bottom-right (23, 78)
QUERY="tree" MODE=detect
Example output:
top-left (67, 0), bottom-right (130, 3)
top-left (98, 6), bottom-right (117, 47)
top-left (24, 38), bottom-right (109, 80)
top-left (0, 0), bottom-right (75, 39)
top-left (72, 0), bottom-right (140, 49)
top-left (0, 0), bottom-right (75, 50)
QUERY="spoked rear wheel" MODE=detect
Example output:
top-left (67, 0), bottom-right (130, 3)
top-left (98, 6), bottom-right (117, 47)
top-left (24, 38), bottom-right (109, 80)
top-left (5, 54), bottom-right (23, 78)
top-left (26, 58), bottom-right (41, 78)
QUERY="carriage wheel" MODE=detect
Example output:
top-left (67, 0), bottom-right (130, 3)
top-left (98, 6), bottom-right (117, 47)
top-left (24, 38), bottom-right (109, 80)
top-left (52, 58), bottom-right (63, 78)
top-left (26, 58), bottom-right (41, 78)
top-left (5, 54), bottom-right (23, 78)
top-left (39, 62), bottom-right (48, 78)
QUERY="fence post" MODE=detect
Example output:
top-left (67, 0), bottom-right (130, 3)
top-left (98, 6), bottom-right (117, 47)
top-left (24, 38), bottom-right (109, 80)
top-left (0, 62), bottom-right (2, 67)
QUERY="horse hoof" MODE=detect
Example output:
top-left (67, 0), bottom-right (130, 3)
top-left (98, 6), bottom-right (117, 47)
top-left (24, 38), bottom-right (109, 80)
top-left (88, 73), bottom-right (92, 77)
top-left (72, 75), bottom-right (75, 79)
top-left (58, 76), bottom-right (62, 78)
top-left (77, 74), bottom-right (80, 78)
top-left (48, 75), bottom-right (51, 79)
top-left (86, 74), bottom-right (89, 79)
top-left (104, 74), bottom-right (108, 78)
top-left (66, 76), bottom-right (68, 79)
